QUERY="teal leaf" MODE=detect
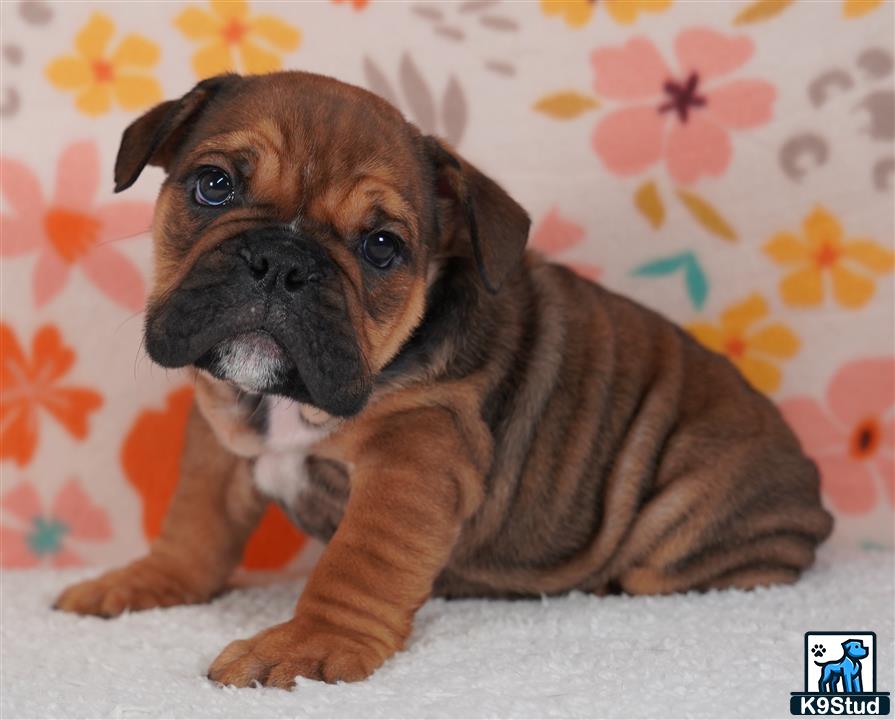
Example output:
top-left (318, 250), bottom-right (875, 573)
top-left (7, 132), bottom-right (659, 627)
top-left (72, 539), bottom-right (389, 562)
top-left (859, 540), bottom-right (891, 552)
top-left (631, 253), bottom-right (689, 276)
top-left (26, 516), bottom-right (68, 556)
top-left (684, 257), bottom-right (708, 309)
top-left (632, 251), bottom-right (709, 310)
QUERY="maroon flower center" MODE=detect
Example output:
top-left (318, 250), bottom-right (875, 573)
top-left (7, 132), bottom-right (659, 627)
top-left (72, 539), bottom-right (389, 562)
top-left (850, 417), bottom-right (880, 459)
top-left (658, 72), bottom-right (706, 124)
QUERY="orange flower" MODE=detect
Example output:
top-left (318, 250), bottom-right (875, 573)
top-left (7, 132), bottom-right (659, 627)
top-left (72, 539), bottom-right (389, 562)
top-left (45, 13), bottom-right (161, 116)
top-left (687, 294), bottom-right (800, 394)
top-left (175, 0), bottom-right (301, 78)
top-left (0, 324), bottom-right (103, 467)
top-left (121, 387), bottom-right (306, 570)
top-left (541, 0), bottom-right (671, 28)
top-left (764, 207), bottom-right (894, 309)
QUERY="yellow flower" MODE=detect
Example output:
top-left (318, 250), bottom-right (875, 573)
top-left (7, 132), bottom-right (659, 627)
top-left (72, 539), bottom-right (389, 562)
top-left (175, 0), bottom-right (301, 78)
top-left (540, 0), bottom-right (672, 28)
top-left (843, 0), bottom-right (885, 18)
top-left (45, 13), bottom-right (161, 116)
top-left (687, 294), bottom-right (799, 394)
top-left (764, 207), bottom-right (894, 310)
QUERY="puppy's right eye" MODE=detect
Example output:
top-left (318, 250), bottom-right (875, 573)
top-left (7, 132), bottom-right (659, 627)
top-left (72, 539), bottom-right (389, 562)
top-left (194, 168), bottom-right (233, 206)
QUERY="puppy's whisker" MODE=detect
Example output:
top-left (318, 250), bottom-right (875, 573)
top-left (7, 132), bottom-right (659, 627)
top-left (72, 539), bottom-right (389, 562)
top-left (114, 309), bottom-right (145, 336)
top-left (132, 335), bottom-right (150, 381)
top-left (93, 227), bottom-right (153, 247)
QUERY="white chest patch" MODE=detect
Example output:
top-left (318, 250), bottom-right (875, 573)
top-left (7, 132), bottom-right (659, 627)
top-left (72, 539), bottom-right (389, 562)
top-left (252, 399), bottom-right (330, 507)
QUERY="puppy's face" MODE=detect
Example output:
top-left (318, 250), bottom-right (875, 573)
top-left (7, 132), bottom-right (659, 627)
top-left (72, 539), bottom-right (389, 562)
top-left (116, 72), bottom-right (530, 417)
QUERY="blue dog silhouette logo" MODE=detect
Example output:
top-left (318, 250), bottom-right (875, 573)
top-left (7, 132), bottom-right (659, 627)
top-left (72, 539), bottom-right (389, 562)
top-left (791, 632), bottom-right (891, 715)
top-left (815, 639), bottom-right (869, 693)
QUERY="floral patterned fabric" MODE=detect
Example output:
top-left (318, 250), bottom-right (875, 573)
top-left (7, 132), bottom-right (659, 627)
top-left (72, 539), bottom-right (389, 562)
top-left (1, 0), bottom-right (893, 571)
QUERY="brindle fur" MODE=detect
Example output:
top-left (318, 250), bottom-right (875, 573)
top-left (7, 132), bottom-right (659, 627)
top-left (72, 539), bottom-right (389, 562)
top-left (55, 71), bottom-right (833, 688)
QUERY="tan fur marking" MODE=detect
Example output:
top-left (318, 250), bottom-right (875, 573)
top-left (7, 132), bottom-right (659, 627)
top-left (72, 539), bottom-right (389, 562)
top-left (367, 277), bottom-right (427, 371)
top-left (192, 371), bottom-right (266, 458)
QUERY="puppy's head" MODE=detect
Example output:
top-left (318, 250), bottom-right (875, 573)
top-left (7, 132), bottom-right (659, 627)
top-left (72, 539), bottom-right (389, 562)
top-left (117, 72), bottom-right (529, 417)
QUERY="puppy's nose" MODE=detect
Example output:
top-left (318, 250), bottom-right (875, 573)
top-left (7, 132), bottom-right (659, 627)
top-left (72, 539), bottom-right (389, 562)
top-left (238, 244), bottom-right (316, 293)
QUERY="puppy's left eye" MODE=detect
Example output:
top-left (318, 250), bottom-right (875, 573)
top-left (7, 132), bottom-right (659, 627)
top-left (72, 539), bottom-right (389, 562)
top-left (362, 231), bottom-right (400, 268)
top-left (194, 168), bottom-right (233, 206)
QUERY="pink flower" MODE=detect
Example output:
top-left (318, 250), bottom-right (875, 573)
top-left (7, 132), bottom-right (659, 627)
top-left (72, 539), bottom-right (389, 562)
top-left (780, 357), bottom-right (894, 515)
top-left (530, 207), bottom-right (601, 281)
top-left (0, 140), bottom-right (153, 310)
top-left (591, 28), bottom-right (776, 185)
top-left (0, 478), bottom-right (112, 568)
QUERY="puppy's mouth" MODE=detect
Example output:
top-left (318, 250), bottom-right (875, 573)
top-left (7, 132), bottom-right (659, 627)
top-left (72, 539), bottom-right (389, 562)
top-left (194, 330), bottom-right (306, 396)
top-left (144, 230), bottom-right (373, 417)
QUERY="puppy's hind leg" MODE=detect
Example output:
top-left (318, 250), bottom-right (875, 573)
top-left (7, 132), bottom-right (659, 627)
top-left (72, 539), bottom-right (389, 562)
top-left (615, 446), bottom-right (833, 595)
top-left (54, 403), bottom-right (267, 618)
top-left (617, 504), bottom-right (828, 594)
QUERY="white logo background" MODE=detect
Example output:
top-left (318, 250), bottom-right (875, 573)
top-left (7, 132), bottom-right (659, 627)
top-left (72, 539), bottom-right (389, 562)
top-left (806, 632), bottom-right (876, 693)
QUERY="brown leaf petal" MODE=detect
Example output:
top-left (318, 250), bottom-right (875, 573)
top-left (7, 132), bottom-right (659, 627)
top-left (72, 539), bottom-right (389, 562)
top-left (400, 54), bottom-right (436, 133)
top-left (362, 57), bottom-right (399, 108)
top-left (442, 76), bottom-right (467, 146)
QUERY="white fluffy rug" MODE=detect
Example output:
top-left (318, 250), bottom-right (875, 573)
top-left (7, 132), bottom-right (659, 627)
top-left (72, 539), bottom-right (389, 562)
top-left (2, 545), bottom-right (893, 719)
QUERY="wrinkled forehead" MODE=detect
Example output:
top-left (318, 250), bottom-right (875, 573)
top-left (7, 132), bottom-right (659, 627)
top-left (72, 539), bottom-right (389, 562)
top-left (180, 76), bottom-right (426, 235)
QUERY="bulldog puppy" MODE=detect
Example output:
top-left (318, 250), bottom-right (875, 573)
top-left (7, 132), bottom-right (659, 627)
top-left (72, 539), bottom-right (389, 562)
top-left (55, 72), bottom-right (833, 688)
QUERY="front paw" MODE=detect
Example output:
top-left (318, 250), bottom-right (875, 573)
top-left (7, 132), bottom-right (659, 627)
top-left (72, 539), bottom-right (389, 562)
top-left (207, 620), bottom-right (385, 688)
top-left (53, 559), bottom-right (208, 618)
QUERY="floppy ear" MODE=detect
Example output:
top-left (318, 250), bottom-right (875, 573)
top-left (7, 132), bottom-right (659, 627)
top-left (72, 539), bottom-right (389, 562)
top-left (113, 74), bottom-right (238, 193)
top-left (425, 136), bottom-right (530, 293)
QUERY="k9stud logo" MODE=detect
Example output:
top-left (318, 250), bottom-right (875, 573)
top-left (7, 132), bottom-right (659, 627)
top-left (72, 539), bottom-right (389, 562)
top-left (791, 632), bottom-right (891, 716)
